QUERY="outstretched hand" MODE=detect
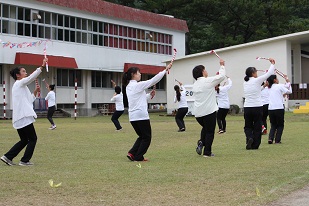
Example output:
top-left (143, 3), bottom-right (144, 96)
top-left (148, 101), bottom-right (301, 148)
top-left (268, 58), bottom-right (275, 64)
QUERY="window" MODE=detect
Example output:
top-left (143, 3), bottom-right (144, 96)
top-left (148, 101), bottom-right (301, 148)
top-left (0, 3), bottom-right (173, 55)
top-left (147, 74), bottom-right (165, 90)
top-left (57, 69), bottom-right (82, 87)
top-left (91, 71), bottom-right (114, 88)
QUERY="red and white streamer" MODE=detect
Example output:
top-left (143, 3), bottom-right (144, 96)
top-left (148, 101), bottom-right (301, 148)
top-left (210, 50), bottom-right (221, 59)
top-left (168, 48), bottom-right (177, 74)
top-left (74, 79), bottom-right (77, 120)
top-left (256, 57), bottom-right (286, 78)
top-left (35, 79), bottom-right (40, 97)
top-left (44, 47), bottom-right (49, 72)
top-left (3, 81), bottom-right (6, 120)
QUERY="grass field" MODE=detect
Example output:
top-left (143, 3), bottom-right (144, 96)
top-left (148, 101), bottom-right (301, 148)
top-left (0, 112), bottom-right (309, 206)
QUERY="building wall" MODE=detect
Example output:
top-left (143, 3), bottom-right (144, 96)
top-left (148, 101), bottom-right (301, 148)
top-left (0, 0), bottom-right (186, 115)
top-left (166, 40), bottom-right (290, 114)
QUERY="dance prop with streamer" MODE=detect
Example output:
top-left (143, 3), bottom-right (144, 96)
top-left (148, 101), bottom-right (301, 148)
top-left (168, 48), bottom-right (177, 74)
top-left (256, 57), bottom-right (286, 78)
top-left (210, 50), bottom-right (221, 59)
top-left (42, 78), bottom-right (49, 89)
top-left (151, 85), bottom-right (156, 99)
top-left (174, 79), bottom-right (180, 84)
top-left (44, 45), bottom-right (49, 72)
top-left (35, 79), bottom-right (40, 97)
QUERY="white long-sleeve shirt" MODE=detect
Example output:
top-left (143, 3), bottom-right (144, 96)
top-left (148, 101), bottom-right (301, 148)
top-left (174, 85), bottom-right (188, 108)
top-left (261, 86), bottom-right (270, 105)
top-left (243, 64), bottom-right (275, 107)
top-left (12, 67), bottom-right (42, 129)
top-left (111, 93), bottom-right (124, 111)
top-left (126, 70), bottom-right (166, 121)
top-left (193, 66), bottom-right (226, 117)
top-left (45, 91), bottom-right (56, 107)
top-left (216, 78), bottom-right (232, 109)
top-left (268, 84), bottom-right (292, 110)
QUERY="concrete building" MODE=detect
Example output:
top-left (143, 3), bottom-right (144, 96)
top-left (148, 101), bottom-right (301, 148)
top-left (166, 31), bottom-right (309, 114)
top-left (0, 0), bottom-right (188, 117)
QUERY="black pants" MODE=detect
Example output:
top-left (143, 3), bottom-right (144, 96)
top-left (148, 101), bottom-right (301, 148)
top-left (196, 111), bottom-right (216, 156)
top-left (262, 104), bottom-right (269, 129)
top-left (217, 108), bottom-right (229, 131)
top-left (47, 105), bottom-right (56, 125)
top-left (129, 120), bottom-right (152, 161)
top-left (111, 110), bottom-right (124, 130)
top-left (175, 107), bottom-right (188, 130)
top-left (5, 123), bottom-right (37, 162)
top-left (268, 109), bottom-right (285, 143)
top-left (244, 107), bottom-right (263, 149)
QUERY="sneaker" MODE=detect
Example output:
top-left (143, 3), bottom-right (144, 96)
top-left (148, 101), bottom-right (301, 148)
top-left (261, 125), bottom-right (266, 133)
top-left (49, 125), bottom-right (56, 130)
top-left (19, 161), bottom-right (34, 166)
top-left (127, 153), bottom-right (134, 161)
top-left (1, 155), bottom-right (14, 166)
top-left (203, 153), bottom-right (215, 157)
top-left (268, 139), bottom-right (273, 144)
top-left (218, 130), bottom-right (225, 134)
top-left (263, 129), bottom-right (268, 135)
top-left (196, 140), bottom-right (203, 155)
top-left (116, 128), bottom-right (122, 131)
top-left (178, 128), bottom-right (185, 132)
top-left (246, 138), bottom-right (253, 150)
top-left (275, 142), bottom-right (281, 144)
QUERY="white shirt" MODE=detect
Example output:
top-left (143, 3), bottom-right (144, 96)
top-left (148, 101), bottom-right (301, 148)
top-left (261, 86), bottom-right (270, 105)
top-left (126, 70), bottom-right (166, 121)
top-left (111, 93), bottom-right (124, 111)
top-left (12, 67), bottom-right (42, 129)
top-left (174, 85), bottom-right (188, 108)
top-left (192, 66), bottom-right (226, 117)
top-left (45, 91), bottom-right (56, 107)
top-left (216, 78), bottom-right (232, 109)
top-left (268, 83), bottom-right (292, 110)
top-left (243, 64), bottom-right (275, 107)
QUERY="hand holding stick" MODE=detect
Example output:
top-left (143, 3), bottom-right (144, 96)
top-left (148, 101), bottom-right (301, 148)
top-left (167, 48), bottom-right (177, 74)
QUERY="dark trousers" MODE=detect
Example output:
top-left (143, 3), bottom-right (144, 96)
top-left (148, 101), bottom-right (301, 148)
top-left (262, 104), bottom-right (269, 129)
top-left (111, 110), bottom-right (124, 130)
top-left (268, 109), bottom-right (285, 143)
top-left (47, 105), bottom-right (56, 125)
top-left (217, 108), bottom-right (229, 131)
top-left (5, 123), bottom-right (37, 162)
top-left (129, 120), bottom-right (152, 161)
top-left (175, 107), bottom-right (188, 130)
top-left (244, 107), bottom-right (263, 149)
top-left (196, 111), bottom-right (216, 156)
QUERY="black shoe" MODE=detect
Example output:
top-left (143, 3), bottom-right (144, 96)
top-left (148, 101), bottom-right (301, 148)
top-left (246, 138), bottom-right (253, 150)
top-left (268, 139), bottom-right (273, 144)
top-left (196, 140), bottom-right (203, 155)
top-left (178, 128), bottom-right (185, 132)
top-left (127, 153), bottom-right (134, 161)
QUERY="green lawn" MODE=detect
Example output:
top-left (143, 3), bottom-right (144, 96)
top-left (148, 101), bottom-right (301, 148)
top-left (0, 112), bottom-right (308, 206)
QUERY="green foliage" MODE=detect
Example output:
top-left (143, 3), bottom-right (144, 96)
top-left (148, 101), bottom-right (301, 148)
top-left (104, 0), bottom-right (309, 54)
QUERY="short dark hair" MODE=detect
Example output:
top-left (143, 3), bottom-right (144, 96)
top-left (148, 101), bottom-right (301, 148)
top-left (192, 65), bottom-right (205, 80)
top-left (115, 86), bottom-right (121, 94)
top-left (10, 67), bottom-right (22, 80)
top-left (267, 75), bottom-right (277, 88)
top-left (49, 84), bottom-right (55, 91)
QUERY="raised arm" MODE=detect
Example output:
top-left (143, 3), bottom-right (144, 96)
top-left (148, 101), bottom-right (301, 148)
top-left (20, 58), bottom-right (48, 86)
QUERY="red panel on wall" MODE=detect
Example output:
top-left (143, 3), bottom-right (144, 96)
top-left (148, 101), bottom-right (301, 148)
top-left (15, 52), bottom-right (78, 68)
top-left (124, 63), bottom-right (165, 75)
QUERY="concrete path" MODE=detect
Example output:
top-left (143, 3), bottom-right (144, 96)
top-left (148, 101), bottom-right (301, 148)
top-left (267, 184), bottom-right (309, 206)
